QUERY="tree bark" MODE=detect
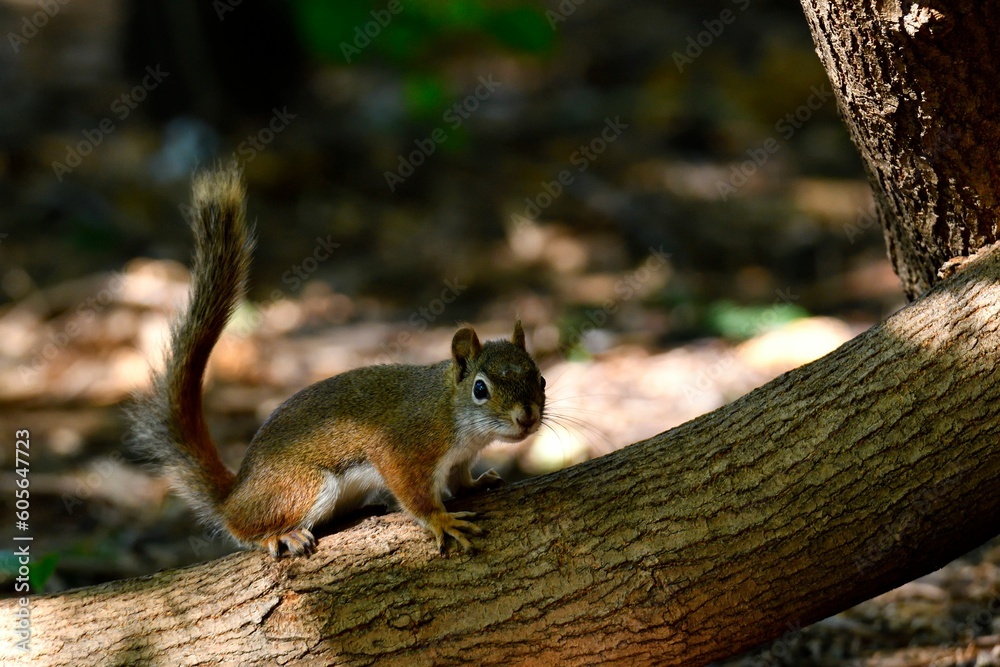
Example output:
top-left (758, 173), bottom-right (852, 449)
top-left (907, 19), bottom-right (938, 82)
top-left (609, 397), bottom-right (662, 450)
top-left (3, 243), bottom-right (1000, 666)
top-left (799, 0), bottom-right (1000, 299)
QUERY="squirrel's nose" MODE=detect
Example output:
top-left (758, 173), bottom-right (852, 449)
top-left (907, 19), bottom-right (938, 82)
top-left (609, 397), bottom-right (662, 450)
top-left (516, 406), bottom-right (539, 430)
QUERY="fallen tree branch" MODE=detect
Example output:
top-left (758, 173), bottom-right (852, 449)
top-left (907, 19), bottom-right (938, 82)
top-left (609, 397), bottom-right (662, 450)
top-left (4, 246), bottom-right (1000, 666)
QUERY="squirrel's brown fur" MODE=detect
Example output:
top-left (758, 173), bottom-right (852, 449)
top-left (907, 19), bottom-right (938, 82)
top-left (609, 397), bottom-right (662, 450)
top-left (128, 165), bottom-right (545, 557)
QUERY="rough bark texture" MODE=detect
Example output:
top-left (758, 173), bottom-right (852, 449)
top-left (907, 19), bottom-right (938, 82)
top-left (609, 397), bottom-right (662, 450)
top-left (3, 244), bottom-right (1000, 666)
top-left (799, 0), bottom-right (1000, 299)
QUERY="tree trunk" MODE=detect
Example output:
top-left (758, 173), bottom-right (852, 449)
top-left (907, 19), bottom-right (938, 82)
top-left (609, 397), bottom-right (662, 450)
top-left (799, 0), bottom-right (1000, 299)
top-left (3, 243), bottom-right (1000, 666)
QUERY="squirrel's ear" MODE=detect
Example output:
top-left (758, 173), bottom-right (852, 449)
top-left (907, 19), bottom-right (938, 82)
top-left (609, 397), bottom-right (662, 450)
top-left (451, 327), bottom-right (482, 377)
top-left (511, 320), bottom-right (526, 350)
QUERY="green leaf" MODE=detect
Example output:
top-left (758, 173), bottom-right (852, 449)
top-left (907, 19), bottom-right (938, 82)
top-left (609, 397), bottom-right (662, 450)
top-left (290, 0), bottom-right (373, 62)
top-left (706, 300), bottom-right (809, 340)
top-left (488, 6), bottom-right (555, 53)
top-left (403, 74), bottom-right (450, 119)
top-left (0, 550), bottom-right (61, 593)
top-left (29, 553), bottom-right (60, 592)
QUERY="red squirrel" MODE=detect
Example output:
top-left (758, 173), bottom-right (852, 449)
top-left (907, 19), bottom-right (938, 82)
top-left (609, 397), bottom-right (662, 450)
top-left (128, 166), bottom-right (546, 557)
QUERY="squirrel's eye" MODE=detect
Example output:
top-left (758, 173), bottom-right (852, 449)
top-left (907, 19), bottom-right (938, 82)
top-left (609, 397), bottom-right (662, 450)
top-left (473, 379), bottom-right (490, 401)
top-left (539, 375), bottom-right (546, 390)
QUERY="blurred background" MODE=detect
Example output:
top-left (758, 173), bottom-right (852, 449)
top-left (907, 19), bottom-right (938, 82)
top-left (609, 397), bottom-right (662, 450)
top-left (0, 1), bottom-right (997, 664)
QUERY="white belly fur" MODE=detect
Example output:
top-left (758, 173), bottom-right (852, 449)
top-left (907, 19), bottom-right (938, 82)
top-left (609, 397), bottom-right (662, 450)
top-left (301, 463), bottom-right (386, 529)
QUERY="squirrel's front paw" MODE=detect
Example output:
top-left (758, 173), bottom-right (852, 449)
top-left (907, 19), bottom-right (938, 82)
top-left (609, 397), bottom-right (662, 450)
top-left (261, 528), bottom-right (316, 558)
top-left (471, 468), bottom-right (505, 490)
top-left (454, 468), bottom-right (505, 497)
top-left (427, 511), bottom-right (482, 554)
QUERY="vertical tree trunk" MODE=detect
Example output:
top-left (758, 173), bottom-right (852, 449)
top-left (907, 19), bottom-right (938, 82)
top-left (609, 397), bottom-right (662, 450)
top-left (799, 0), bottom-right (1000, 298)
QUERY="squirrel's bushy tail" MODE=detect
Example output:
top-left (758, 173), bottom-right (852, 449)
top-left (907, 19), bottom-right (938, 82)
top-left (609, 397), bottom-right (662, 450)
top-left (127, 165), bottom-right (253, 528)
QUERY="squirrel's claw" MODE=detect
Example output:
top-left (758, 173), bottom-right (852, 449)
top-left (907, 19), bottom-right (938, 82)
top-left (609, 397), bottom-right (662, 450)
top-left (262, 528), bottom-right (316, 558)
top-left (472, 469), bottom-right (505, 489)
top-left (429, 511), bottom-right (482, 554)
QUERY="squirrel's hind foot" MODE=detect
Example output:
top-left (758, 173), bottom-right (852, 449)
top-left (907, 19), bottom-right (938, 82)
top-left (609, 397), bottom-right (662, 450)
top-left (261, 528), bottom-right (316, 558)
